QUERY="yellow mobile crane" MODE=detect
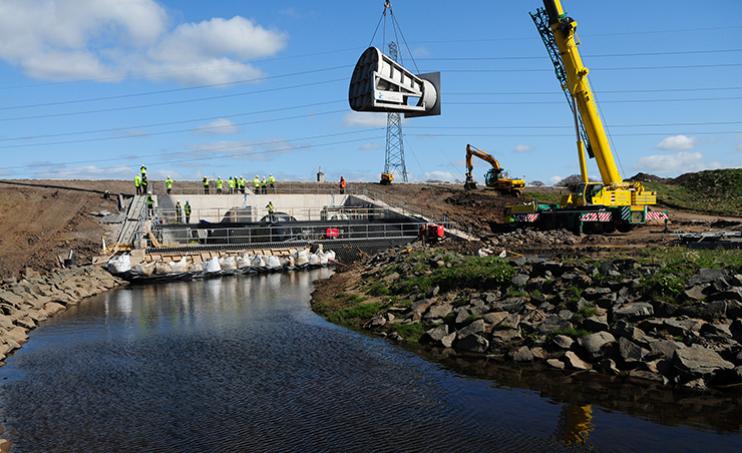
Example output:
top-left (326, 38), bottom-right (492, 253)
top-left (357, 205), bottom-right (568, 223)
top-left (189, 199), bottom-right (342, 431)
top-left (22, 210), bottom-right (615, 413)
top-left (508, 0), bottom-right (663, 233)
top-left (464, 144), bottom-right (526, 195)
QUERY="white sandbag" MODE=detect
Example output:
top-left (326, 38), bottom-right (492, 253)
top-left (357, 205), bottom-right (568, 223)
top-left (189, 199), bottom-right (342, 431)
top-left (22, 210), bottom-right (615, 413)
top-left (133, 262), bottom-right (155, 276)
top-left (295, 250), bottom-right (310, 267)
top-left (203, 257), bottom-right (221, 273)
top-left (308, 253), bottom-right (321, 266)
top-left (318, 251), bottom-right (329, 266)
top-left (237, 254), bottom-right (252, 269)
top-left (170, 257), bottom-right (189, 273)
top-left (326, 250), bottom-right (336, 263)
top-left (251, 255), bottom-right (266, 269)
top-left (155, 262), bottom-right (173, 275)
top-left (287, 256), bottom-right (296, 268)
top-left (265, 255), bottom-right (282, 270)
top-left (107, 254), bottom-right (131, 274)
top-left (220, 256), bottom-right (237, 270)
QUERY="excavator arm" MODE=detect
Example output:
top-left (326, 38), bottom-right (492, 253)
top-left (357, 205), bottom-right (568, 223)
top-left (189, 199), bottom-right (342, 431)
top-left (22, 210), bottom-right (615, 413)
top-left (466, 144), bottom-right (502, 177)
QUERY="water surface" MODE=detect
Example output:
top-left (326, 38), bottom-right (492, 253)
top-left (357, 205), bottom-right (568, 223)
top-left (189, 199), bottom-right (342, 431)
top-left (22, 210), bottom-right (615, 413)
top-left (1, 271), bottom-right (740, 452)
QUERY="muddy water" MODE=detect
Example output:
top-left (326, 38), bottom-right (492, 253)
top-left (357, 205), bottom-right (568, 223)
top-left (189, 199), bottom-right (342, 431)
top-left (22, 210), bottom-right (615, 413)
top-left (1, 270), bottom-right (741, 452)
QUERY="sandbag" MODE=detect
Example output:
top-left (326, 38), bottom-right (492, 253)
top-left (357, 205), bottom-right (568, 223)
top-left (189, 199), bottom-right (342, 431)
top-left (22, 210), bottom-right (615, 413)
top-left (266, 255), bottom-right (282, 270)
top-left (203, 257), bottom-right (221, 274)
top-left (325, 250), bottom-right (336, 263)
top-left (308, 254), bottom-right (321, 266)
top-left (107, 254), bottom-right (131, 274)
top-left (237, 255), bottom-right (252, 269)
top-left (252, 255), bottom-right (266, 269)
top-left (170, 257), bottom-right (189, 273)
top-left (220, 256), bottom-right (237, 271)
top-left (133, 262), bottom-right (155, 276)
top-left (155, 262), bottom-right (173, 275)
top-left (318, 252), bottom-right (329, 266)
top-left (295, 250), bottom-right (310, 267)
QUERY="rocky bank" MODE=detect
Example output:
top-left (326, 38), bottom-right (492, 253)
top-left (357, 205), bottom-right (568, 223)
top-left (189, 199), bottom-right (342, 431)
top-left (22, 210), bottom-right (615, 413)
top-left (0, 266), bottom-right (125, 365)
top-left (312, 245), bottom-right (742, 390)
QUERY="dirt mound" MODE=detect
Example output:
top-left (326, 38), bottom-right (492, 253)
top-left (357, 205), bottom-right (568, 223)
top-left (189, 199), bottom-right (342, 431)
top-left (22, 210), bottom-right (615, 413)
top-left (0, 185), bottom-right (118, 278)
top-left (627, 172), bottom-right (669, 183)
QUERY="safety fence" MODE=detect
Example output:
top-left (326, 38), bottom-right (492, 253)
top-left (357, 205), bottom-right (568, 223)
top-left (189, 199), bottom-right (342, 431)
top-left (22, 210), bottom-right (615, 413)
top-left (154, 206), bottom-right (395, 225)
top-left (149, 182), bottom-right (356, 196)
top-left (155, 221), bottom-right (427, 247)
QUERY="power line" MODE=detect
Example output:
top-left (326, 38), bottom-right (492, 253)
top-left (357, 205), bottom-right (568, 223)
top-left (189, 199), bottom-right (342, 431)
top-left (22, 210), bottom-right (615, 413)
top-left (405, 120), bottom-right (742, 130)
top-left (0, 109), bottom-right (348, 150)
top-left (0, 76), bottom-right (346, 112)
top-left (449, 96), bottom-right (742, 105)
top-left (0, 101), bottom-right (346, 143)
top-left (448, 86), bottom-right (742, 95)
top-left (408, 131), bottom-right (741, 138)
top-left (0, 85), bottom-right (346, 122)
top-left (1, 129), bottom-right (386, 172)
top-left (436, 63), bottom-right (742, 73)
top-left (416, 48), bottom-right (742, 61)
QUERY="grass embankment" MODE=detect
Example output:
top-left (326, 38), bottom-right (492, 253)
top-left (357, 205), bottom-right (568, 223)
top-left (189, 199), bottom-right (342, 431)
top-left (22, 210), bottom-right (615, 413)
top-left (644, 169), bottom-right (742, 217)
top-left (313, 247), bottom-right (742, 346)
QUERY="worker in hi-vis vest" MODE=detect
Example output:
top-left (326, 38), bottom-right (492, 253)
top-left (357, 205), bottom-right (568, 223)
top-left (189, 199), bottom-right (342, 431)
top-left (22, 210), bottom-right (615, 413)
top-left (253, 175), bottom-right (260, 192)
top-left (134, 174), bottom-right (142, 195)
top-left (202, 176), bottom-right (209, 194)
top-left (165, 176), bottom-right (174, 194)
top-left (216, 177), bottom-right (223, 194)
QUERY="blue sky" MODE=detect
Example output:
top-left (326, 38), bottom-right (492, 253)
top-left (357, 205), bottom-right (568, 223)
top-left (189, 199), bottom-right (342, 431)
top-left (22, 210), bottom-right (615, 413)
top-left (0, 0), bottom-right (740, 183)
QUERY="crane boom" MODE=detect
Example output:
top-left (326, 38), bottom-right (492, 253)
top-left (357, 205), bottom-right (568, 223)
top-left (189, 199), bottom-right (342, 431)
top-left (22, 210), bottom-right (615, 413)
top-left (539, 0), bottom-right (623, 186)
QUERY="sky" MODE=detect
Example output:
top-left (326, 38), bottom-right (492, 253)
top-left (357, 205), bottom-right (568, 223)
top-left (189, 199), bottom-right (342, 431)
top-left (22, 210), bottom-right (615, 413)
top-left (0, 0), bottom-right (740, 184)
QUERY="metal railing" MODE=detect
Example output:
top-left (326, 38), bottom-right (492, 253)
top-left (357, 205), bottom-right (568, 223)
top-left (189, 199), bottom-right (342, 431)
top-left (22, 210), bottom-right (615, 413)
top-left (153, 206), bottom-right (394, 224)
top-left (155, 221), bottom-right (424, 247)
top-left (152, 182), bottom-right (357, 196)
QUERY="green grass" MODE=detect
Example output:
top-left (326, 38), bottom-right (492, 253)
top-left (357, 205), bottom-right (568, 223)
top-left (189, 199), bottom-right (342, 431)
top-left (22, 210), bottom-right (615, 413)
top-left (554, 327), bottom-right (590, 338)
top-left (326, 302), bottom-right (383, 327)
top-left (643, 169), bottom-right (742, 216)
top-left (367, 281), bottom-right (391, 297)
top-left (392, 251), bottom-right (514, 295)
top-left (394, 322), bottom-right (425, 344)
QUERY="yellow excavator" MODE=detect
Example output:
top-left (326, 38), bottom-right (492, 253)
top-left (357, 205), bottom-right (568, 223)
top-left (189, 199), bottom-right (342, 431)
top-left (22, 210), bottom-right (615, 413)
top-left (464, 144), bottom-right (526, 196)
top-left (380, 172), bottom-right (394, 185)
top-left (507, 0), bottom-right (663, 233)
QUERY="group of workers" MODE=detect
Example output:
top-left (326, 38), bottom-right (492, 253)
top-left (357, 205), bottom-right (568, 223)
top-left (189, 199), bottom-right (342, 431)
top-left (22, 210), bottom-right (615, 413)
top-left (199, 175), bottom-right (276, 195)
top-left (172, 201), bottom-right (193, 224)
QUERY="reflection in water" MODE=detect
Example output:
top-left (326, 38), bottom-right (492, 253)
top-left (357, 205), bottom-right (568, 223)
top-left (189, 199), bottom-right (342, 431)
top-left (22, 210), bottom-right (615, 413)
top-left (0, 270), bottom-right (740, 452)
top-left (557, 404), bottom-right (593, 448)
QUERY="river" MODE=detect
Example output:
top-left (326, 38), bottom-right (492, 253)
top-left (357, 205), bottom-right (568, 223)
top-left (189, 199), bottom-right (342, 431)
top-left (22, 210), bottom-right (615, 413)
top-left (1, 270), bottom-right (741, 452)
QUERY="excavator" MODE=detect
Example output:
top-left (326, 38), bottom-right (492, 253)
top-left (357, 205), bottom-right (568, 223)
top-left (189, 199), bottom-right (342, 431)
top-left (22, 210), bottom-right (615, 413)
top-left (507, 0), bottom-right (664, 233)
top-left (464, 144), bottom-right (526, 195)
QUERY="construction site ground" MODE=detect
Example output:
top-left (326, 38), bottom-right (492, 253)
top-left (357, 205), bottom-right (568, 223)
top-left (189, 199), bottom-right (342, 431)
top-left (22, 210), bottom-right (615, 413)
top-left (0, 178), bottom-right (739, 278)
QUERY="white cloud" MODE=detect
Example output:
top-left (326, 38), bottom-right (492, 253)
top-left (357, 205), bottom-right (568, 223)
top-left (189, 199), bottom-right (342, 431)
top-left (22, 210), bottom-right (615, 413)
top-left (195, 118), bottom-right (239, 135)
top-left (31, 164), bottom-right (132, 179)
top-left (513, 144), bottom-right (531, 153)
top-left (344, 112), bottom-right (389, 128)
top-left (656, 134), bottom-right (697, 151)
top-left (549, 176), bottom-right (563, 186)
top-left (424, 170), bottom-right (459, 182)
top-left (358, 142), bottom-right (381, 152)
top-left (0, 1), bottom-right (287, 84)
top-left (636, 151), bottom-right (720, 174)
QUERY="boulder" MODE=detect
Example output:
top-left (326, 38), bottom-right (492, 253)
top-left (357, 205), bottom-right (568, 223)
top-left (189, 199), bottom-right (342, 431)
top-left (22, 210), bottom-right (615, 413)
top-left (511, 274), bottom-right (529, 287)
top-left (425, 325), bottom-right (449, 343)
top-left (618, 337), bottom-right (647, 363)
top-left (441, 332), bottom-right (456, 348)
top-left (482, 311), bottom-right (509, 326)
top-left (614, 302), bottom-right (654, 320)
top-left (645, 339), bottom-right (684, 361)
top-left (547, 358), bottom-right (565, 370)
top-left (578, 331), bottom-right (616, 358)
top-left (491, 329), bottom-right (522, 345)
top-left (455, 334), bottom-right (489, 353)
top-left (454, 309), bottom-right (472, 325)
top-left (582, 315), bottom-right (609, 332)
top-left (6, 327), bottom-right (28, 345)
top-left (673, 345), bottom-right (734, 378)
top-left (457, 319), bottom-right (485, 339)
top-left (43, 302), bottom-right (65, 316)
top-left (425, 303), bottom-right (453, 320)
top-left (512, 346), bottom-right (534, 362)
top-left (689, 268), bottom-right (727, 286)
top-left (684, 285), bottom-right (708, 301)
top-left (552, 335), bottom-right (574, 350)
top-left (564, 351), bottom-right (592, 370)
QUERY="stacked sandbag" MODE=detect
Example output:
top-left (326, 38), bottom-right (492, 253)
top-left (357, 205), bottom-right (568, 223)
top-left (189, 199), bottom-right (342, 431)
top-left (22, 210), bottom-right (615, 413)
top-left (170, 257), bottom-right (189, 273)
top-left (133, 262), bottom-right (156, 276)
top-left (265, 255), bottom-right (282, 271)
top-left (202, 257), bottom-right (221, 274)
top-left (107, 254), bottom-right (131, 274)
top-left (155, 262), bottom-right (173, 275)
top-left (220, 256), bottom-right (237, 271)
